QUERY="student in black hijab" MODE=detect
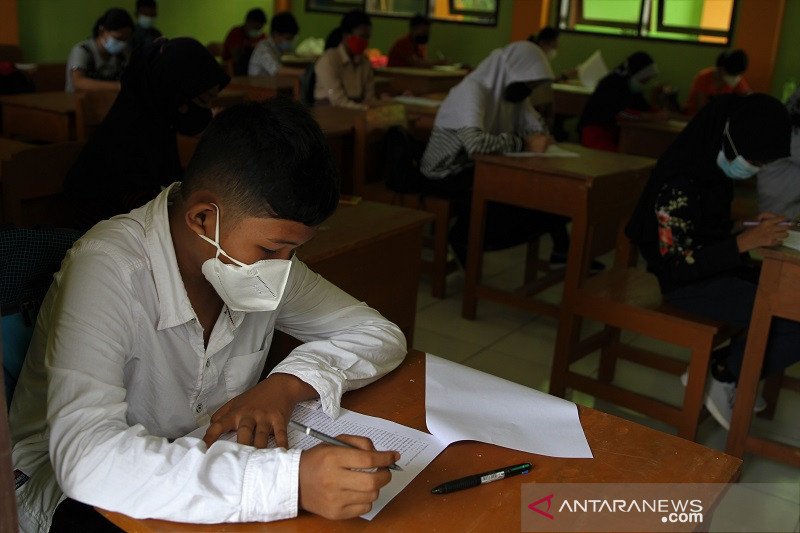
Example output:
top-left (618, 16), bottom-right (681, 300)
top-left (625, 93), bottom-right (800, 431)
top-left (65, 37), bottom-right (230, 230)
top-left (579, 51), bottom-right (659, 151)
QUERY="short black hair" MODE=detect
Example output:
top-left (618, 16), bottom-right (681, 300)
top-left (409, 14), bottom-right (430, 30)
top-left (340, 9), bottom-right (371, 34)
top-left (92, 8), bottom-right (134, 38)
top-left (716, 49), bottom-right (748, 76)
top-left (136, 0), bottom-right (156, 10)
top-left (271, 12), bottom-right (299, 36)
top-left (245, 8), bottom-right (267, 25)
top-left (536, 26), bottom-right (559, 44)
top-left (182, 99), bottom-right (339, 226)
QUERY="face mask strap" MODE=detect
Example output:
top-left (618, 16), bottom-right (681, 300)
top-left (723, 121), bottom-right (741, 159)
top-left (197, 203), bottom-right (247, 267)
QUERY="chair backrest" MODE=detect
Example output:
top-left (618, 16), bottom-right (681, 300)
top-left (74, 90), bottom-right (118, 141)
top-left (1, 142), bottom-right (85, 227)
top-left (353, 103), bottom-right (408, 195)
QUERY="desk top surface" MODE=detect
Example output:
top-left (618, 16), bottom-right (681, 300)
top-left (100, 350), bottom-right (740, 532)
top-left (761, 245), bottom-right (800, 266)
top-left (552, 82), bottom-right (594, 95)
top-left (0, 138), bottom-right (34, 161)
top-left (0, 91), bottom-right (77, 113)
top-left (310, 106), bottom-right (362, 136)
top-left (376, 66), bottom-right (468, 78)
top-left (474, 143), bottom-right (655, 180)
top-left (296, 201), bottom-right (433, 264)
top-left (618, 118), bottom-right (688, 133)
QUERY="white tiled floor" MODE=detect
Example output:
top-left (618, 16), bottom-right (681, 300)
top-left (411, 241), bottom-right (800, 526)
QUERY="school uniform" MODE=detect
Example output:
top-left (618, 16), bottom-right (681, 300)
top-left (685, 67), bottom-right (751, 116)
top-left (65, 38), bottom-right (130, 93)
top-left (387, 33), bottom-right (425, 67)
top-left (313, 43), bottom-right (374, 110)
top-left (9, 184), bottom-right (406, 531)
top-left (223, 26), bottom-right (265, 76)
top-left (757, 89), bottom-right (800, 219)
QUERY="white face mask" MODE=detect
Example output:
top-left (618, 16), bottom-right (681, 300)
top-left (723, 74), bottom-right (742, 88)
top-left (716, 121), bottom-right (761, 180)
top-left (198, 204), bottom-right (292, 312)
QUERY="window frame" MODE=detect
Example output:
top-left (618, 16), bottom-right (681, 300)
top-left (557, 0), bottom-right (738, 46)
top-left (305, 0), bottom-right (500, 27)
top-left (305, 0), bottom-right (365, 15)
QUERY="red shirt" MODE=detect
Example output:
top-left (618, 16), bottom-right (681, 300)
top-left (685, 67), bottom-right (751, 115)
top-left (387, 34), bottom-right (426, 67)
top-left (222, 26), bottom-right (265, 61)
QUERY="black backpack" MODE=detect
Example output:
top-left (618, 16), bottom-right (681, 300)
top-left (380, 126), bottom-right (426, 193)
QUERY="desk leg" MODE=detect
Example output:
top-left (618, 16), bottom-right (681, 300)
top-left (462, 181), bottom-right (487, 320)
top-left (726, 258), bottom-right (779, 458)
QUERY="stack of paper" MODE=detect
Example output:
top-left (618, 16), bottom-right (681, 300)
top-left (784, 230), bottom-right (800, 251)
top-left (577, 50), bottom-right (609, 89)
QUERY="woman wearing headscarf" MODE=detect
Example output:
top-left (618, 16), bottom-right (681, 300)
top-left (420, 40), bottom-right (571, 266)
top-left (65, 37), bottom-right (230, 231)
top-left (625, 93), bottom-right (800, 430)
top-left (579, 51), bottom-right (659, 152)
top-left (757, 87), bottom-right (800, 220)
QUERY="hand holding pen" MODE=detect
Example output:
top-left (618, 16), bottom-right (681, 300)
top-left (737, 214), bottom-right (792, 252)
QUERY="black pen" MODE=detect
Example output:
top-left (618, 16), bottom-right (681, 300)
top-left (431, 462), bottom-right (532, 494)
top-left (288, 420), bottom-right (403, 471)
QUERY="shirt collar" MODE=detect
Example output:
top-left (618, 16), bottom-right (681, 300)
top-left (145, 183), bottom-right (199, 330)
top-left (337, 43), bottom-right (357, 65)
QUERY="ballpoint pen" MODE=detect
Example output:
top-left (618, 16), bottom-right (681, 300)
top-left (742, 221), bottom-right (794, 227)
top-left (431, 462), bottom-right (532, 494)
top-left (288, 420), bottom-right (403, 471)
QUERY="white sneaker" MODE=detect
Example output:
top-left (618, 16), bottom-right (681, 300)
top-left (704, 375), bottom-right (736, 430)
top-left (679, 371), bottom-right (767, 416)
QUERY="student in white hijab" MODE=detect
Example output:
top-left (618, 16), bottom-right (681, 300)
top-left (758, 87), bottom-right (800, 220)
top-left (419, 40), bottom-right (578, 267)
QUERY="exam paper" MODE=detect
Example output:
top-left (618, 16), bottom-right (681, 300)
top-left (577, 50), bottom-right (608, 89)
top-left (187, 403), bottom-right (445, 520)
top-left (392, 95), bottom-right (442, 107)
top-left (425, 354), bottom-right (593, 458)
top-left (504, 145), bottom-right (579, 158)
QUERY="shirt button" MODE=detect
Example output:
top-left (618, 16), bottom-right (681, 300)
top-left (196, 403), bottom-right (203, 413)
top-left (205, 360), bottom-right (210, 368)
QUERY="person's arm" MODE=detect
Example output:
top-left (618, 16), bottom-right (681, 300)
top-left (314, 54), bottom-right (368, 110)
top-left (456, 126), bottom-right (524, 156)
top-left (650, 183), bottom-right (745, 288)
top-left (46, 249), bottom-right (303, 524)
top-left (248, 43), bottom-right (279, 76)
top-left (71, 69), bottom-right (121, 92)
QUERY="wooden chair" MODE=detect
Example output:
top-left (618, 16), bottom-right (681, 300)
top-left (74, 90), bottom-right (118, 141)
top-left (550, 233), bottom-right (739, 440)
top-left (1, 142), bottom-right (84, 227)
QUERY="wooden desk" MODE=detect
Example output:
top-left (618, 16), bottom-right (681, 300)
top-left (0, 138), bottom-right (33, 164)
top-left (462, 144), bottom-right (655, 319)
top-left (296, 201), bottom-right (433, 342)
top-left (552, 82), bottom-right (592, 118)
top-left (99, 349), bottom-right (741, 531)
top-left (727, 246), bottom-right (800, 467)
top-left (0, 91), bottom-right (77, 143)
top-left (618, 118), bottom-right (687, 158)
top-left (375, 67), bottom-right (466, 95)
top-left (226, 75), bottom-right (299, 101)
top-left (280, 54), bottom-right (317, 68)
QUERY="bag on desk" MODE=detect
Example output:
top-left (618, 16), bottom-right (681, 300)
top-left (380, 126), bottom-right (425, 194)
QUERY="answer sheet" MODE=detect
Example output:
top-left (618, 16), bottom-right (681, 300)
top-left (425, 354), bottom-right (593, 458)
top-left (188, 403), bottom-right (445, 520)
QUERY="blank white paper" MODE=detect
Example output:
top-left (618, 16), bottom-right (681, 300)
top-left (425, 353), bottom-right (592, 459)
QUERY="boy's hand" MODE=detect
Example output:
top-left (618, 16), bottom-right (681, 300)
top-left (298, 435), bottom-right (399, 520)
top-left (525, 133), bottom-right (551, 153)
top-left (202, 373), bottom-right (317, 449)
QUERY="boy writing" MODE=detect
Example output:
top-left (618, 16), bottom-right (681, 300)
top-left (10, 99), bottom-right (405, 531)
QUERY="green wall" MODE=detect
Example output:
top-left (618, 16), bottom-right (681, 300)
top-left (17, 0), bottom-right (271, 63)
top-left (770, 0), bottom-right (800, 99)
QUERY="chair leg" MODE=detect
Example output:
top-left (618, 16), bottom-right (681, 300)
top-left (758, 372), bottom-right (783, 420)
top-left (677, 341), bottom-right (714, 441)
top-left (551, 310), bottom-right (582, 398)
top-left (431, 209), bottom-right (450, 299)
top-left (598, 326), bottom-right (621, 382)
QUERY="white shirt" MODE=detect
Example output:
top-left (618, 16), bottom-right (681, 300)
top-left (248, 37), bottom-right (283, 77)
top-left (9, 185), bottom-right (406, 532)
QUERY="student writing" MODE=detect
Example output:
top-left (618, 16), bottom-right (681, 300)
top-left (248, 12), bottom-right (300, 77)
top-left (11, 100), bottom-right (406, 531)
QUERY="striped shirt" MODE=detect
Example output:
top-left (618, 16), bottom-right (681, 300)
top-left (420, 126), bottom-right (524, 179)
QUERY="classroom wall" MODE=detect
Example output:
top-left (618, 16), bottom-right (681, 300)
top-left (16, 0), bottom-right (272, 63)
top-left (770, 0), bottom-right (800, 99)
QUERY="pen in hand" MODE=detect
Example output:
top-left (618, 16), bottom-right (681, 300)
top-left (431, 462), bottom-right (532, 494)
top-left (288, 420), bottom-right (403, 471)
top-left (742, 221), bottom-right (793, 227)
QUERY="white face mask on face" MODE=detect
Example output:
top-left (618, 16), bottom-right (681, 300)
top-left (198, 204), bottom-right (292, 312)
top-left (723, 74), bottom-right (742, 88)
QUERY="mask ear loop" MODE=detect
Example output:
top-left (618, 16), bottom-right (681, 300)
top-left (197, 203), bottom-right (251, 268)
